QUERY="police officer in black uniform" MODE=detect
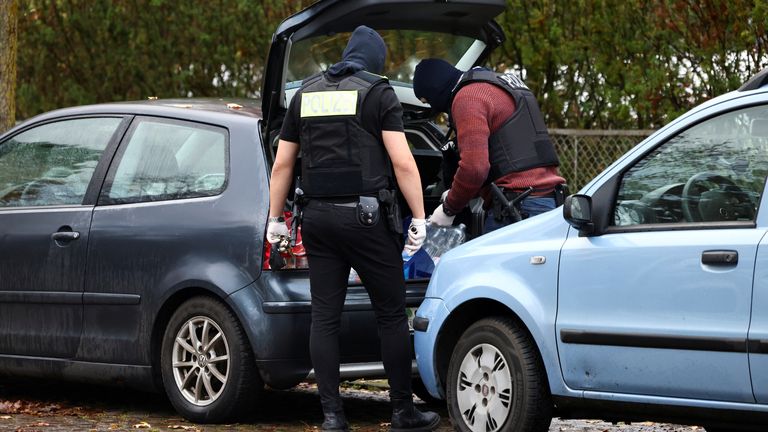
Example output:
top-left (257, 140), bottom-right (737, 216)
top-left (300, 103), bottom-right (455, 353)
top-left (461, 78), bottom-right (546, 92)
top-left (267, 26), bottom-right (440, 432)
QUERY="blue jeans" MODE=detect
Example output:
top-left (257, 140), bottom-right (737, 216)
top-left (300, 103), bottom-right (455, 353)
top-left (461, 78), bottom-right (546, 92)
top-left (484, 196), bottom-right (557, 234)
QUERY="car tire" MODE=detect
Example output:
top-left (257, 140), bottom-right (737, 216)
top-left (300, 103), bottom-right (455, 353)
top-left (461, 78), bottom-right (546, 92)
top-left (446, 317), bottom-right (552, 432)
top-left (160, 296), bottom-right (262, 423)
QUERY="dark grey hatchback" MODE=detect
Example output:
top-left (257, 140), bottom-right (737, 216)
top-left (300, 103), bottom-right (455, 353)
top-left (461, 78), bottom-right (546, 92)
top-left (0, 0), bottom-right (507, 423)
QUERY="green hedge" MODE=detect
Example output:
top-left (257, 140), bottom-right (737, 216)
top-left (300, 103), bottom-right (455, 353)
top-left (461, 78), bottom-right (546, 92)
top-left (16, 0), bottom-right (768, 129)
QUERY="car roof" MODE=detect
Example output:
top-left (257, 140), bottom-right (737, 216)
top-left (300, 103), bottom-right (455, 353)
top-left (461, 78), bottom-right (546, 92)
top-left (11, 98), bottom-right (263, 133)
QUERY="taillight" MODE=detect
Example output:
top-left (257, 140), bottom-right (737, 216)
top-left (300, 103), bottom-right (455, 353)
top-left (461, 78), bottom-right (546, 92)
top-left (263, 211), bottom-right (308, 270)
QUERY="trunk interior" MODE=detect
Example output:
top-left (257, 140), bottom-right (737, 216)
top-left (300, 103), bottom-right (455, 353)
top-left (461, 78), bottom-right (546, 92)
top-left (263, 114), bottom-right (484, 271)
top-left (260, 112), bottom-right (485, 367)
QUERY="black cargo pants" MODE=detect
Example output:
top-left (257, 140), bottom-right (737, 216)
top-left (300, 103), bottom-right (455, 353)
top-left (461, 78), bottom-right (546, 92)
top-left (301, 198), bottom-right (411, 411)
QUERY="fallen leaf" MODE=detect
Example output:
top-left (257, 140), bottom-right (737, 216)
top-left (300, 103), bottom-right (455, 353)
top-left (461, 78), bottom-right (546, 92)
top-left (132, 421), bottom-right (151, 429)
top-left (29, 422), bottom-right (50, 427)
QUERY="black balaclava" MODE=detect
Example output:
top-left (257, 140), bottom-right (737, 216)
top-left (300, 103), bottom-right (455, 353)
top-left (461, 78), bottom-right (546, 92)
top-left (413, 58), bottom-right (463, 113)
top-left (327, 25), bottom-right (387, 77)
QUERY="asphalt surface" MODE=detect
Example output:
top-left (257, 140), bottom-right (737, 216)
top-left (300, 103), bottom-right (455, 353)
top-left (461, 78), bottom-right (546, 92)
top-left (0, 378), bottom-right (706, 432)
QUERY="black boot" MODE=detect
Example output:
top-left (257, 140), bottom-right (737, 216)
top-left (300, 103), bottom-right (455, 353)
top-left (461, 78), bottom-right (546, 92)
top-left (321, 409), bottom-right (349, 432)
top-left (390, 398), bottom-right (441, 432)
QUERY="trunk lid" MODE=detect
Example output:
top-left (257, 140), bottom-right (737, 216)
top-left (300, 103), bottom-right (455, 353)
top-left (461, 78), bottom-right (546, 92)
top-left (262, 0), bottom-right (507, 124)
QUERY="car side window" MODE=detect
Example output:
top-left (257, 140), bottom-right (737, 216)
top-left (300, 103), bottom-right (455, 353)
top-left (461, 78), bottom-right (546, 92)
top-left (0, 118), bottom-right (121, 208)
top-left (102, 118), bottom-right (228, 204)
top-left (614, 106), bottom-right (768, 227)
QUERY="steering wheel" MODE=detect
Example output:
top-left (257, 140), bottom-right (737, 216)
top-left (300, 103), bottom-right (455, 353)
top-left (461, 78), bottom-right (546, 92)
top-left (681, 172), bottom-right (754, 222)
top-left (192, 173), bottom-right (225, 191)
top-left (20, 178), bottom-right (76, 206)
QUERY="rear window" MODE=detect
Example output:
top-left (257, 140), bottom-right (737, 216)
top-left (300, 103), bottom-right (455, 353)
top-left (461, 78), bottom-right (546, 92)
top-left (287, 30), bottom-right (476, 87)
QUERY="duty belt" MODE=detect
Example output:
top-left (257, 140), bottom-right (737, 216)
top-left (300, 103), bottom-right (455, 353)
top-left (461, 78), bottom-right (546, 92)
top-left (503, 188), bottom-right (555, 199)
top-left (307, 198), bottom-right (359, 208)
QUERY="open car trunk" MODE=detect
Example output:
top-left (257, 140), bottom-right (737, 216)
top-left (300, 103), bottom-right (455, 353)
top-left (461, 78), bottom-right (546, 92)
top-left (261, 0), bottom-right (506, 252)
top-left (256, 0), bottom-right (505, 378)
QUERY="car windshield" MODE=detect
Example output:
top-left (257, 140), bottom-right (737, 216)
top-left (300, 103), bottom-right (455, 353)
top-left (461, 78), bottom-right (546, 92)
top-left (286, 30), bottom-right (477, 88)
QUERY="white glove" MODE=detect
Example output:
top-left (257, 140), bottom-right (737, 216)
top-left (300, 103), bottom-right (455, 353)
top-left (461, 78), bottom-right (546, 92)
top-left (404, 218), bottom-right (427, 256)
top-left (440, 189), bottom-right (450, 203)
top-left (429, 204), bottom-right (455, 227)
top-left (267, 219), bottom-right (289, 244)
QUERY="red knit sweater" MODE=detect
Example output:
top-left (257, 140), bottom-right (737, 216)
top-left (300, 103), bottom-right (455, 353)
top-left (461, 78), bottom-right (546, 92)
top-left (444, 82), bottom-right (565, 213)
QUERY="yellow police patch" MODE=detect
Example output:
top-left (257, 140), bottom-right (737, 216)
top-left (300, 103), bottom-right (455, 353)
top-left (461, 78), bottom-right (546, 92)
top-left (300, 90), bottom-right (358, 118)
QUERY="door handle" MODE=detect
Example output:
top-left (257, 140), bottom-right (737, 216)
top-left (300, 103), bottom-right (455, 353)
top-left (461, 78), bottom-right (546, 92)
top-left (51, 231), bottom-right (81, 242)
top-left (701, 250), bottom-right (738, 266)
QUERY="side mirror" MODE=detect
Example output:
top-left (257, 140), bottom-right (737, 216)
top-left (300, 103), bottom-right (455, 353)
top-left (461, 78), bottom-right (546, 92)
top-left (563, 194), bottom-right (594, 235)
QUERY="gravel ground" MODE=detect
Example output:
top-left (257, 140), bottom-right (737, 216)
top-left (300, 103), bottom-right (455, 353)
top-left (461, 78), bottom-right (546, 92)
top-left (0, 379), bottom-right (706, 432)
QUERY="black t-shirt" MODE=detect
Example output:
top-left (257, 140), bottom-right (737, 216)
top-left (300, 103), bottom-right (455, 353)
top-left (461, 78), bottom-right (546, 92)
top-left (279, 74), bottom-right (405, 143)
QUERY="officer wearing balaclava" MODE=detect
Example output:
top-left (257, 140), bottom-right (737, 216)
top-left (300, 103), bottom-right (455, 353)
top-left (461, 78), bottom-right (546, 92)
top-left (413, 58), bottom-right (565, 234)
top-left (267, 26), bottom-right (440, 432)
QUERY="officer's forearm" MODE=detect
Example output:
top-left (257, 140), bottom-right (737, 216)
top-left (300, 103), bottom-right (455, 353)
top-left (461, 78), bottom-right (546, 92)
top-left (395, 168), bottom-right (425, 219)
top-left (269, 140), bottom-right (299, 218)
top-left (269, 168), bottom-right (293, 218)
top-left (382, 131), bottom-right (425, 219)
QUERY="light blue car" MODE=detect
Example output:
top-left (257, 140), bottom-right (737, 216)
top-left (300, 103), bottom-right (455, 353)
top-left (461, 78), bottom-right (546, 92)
top-left (414, 69), bottom-right (768, 432)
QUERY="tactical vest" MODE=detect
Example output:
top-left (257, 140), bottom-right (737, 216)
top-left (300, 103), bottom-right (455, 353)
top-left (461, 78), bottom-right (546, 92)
top-left (297, 71), bottom-right (393, 198)
top-left (451, 69), bottom-right (559, 182)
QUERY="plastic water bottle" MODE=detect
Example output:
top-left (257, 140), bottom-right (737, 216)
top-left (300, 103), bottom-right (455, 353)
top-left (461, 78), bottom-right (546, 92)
top-left (422, 225), bottom-right (444, 258)
top-left (423, 224), bottom-right (467, 261)
top-left (445, 223), bottom-right (467, 250)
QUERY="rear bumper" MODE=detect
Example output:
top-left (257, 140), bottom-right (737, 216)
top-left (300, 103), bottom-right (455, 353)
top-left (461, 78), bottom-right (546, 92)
top-left (229, 280), bottom-right (426, 389)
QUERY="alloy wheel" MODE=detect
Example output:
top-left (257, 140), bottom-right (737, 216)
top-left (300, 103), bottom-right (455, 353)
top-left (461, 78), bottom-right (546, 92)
top-left (171, 315), bottom-right (231, 406)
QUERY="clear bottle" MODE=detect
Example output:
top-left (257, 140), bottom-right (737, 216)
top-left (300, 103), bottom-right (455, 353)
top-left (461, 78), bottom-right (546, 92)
top-left (445, 223), bottom-right (467, 250)
top-left (423, 223), bottom-right (467, 260)
top-left (424, 225), bottom-right (451, 259)
top-left (422, 225), bottom-right (441, 258)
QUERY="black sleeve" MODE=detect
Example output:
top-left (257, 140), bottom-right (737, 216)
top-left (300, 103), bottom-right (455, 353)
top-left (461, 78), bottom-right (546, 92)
top-left (279, 93), bottom-right (302, 142)
top-left (362, 84), bottom-right (404, 134)
top-left (378, 85), bottom-right (405, 132)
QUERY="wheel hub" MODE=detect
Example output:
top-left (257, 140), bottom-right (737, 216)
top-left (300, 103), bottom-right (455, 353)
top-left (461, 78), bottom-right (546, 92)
top-left (455, 343), bottom-right (513, 432)
top-left (171, 316), bottom-right (231, 407)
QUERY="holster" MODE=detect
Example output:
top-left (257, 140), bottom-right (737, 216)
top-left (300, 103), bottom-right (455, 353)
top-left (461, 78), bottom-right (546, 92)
top-left (378, 189), bottom-right (403, 235)
top-left (491, 190), bottom-right (526, 223)
top-left (554, 183), bottom-right (569, 207)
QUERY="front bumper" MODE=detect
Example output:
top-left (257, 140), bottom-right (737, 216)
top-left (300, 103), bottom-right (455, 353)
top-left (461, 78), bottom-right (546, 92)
top-left (413, 297), bottom-right (451, 399)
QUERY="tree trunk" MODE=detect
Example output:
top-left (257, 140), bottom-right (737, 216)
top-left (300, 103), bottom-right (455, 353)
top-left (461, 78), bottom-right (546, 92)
top-left (0, 0), bottom-right (19, 133)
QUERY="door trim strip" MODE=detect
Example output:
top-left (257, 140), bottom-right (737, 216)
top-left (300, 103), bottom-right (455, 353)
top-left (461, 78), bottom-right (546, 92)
top-left (560, 329), bottom-right (746, 353)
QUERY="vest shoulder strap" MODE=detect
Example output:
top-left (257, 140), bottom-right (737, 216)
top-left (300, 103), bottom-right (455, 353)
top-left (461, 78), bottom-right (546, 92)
top-left (352, 70), bottom-right (389, 86)
top-left (300, 71), bottom-right (387, 92)
top-left (300, 72), bottom-right (325, 89)
top-left (454, 70), bottom-right (531, 100)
